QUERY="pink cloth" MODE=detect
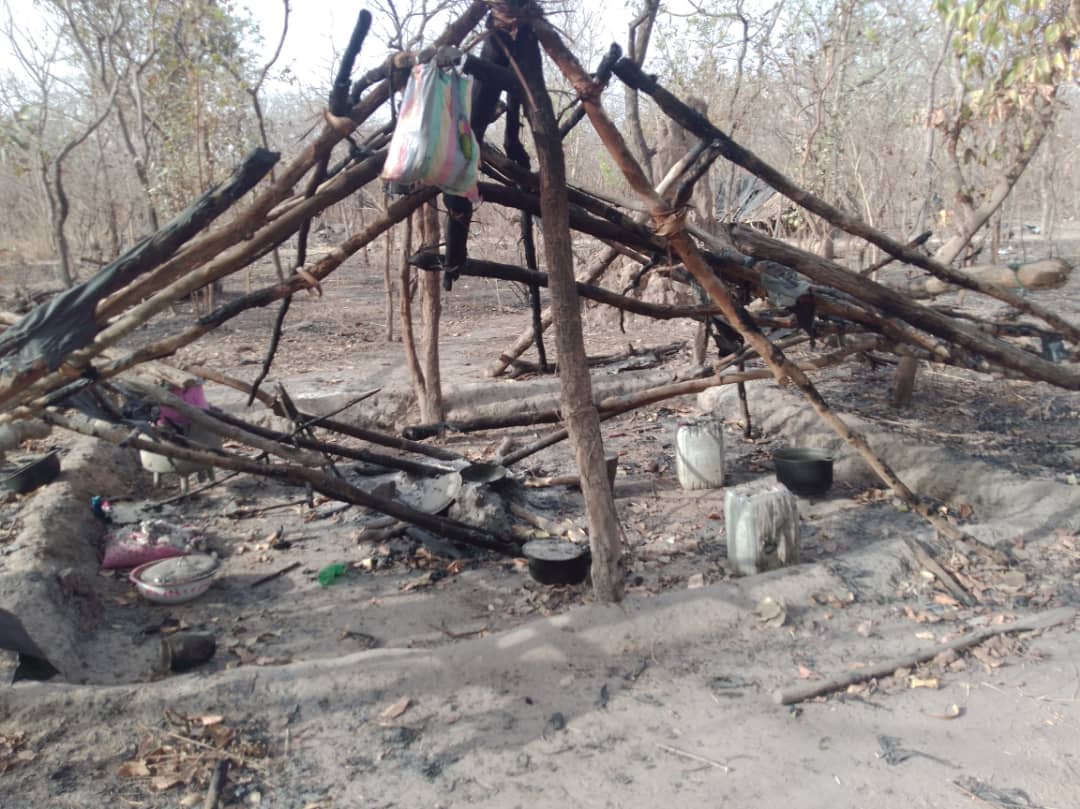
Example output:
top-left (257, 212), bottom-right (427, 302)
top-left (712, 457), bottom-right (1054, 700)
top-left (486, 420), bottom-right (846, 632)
top-left (157, 384), bottom-right (209, 428)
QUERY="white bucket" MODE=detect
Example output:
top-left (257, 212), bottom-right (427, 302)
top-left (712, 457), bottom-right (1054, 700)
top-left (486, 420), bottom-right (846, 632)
top-left (675, 416), bottom-right (725, 490)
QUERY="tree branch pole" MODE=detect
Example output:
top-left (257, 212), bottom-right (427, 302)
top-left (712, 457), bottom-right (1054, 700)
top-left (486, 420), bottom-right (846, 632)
top-left (611, 58), bottom-right (1080, 345)
top-left (0, 149), bottom-right (392, 415)
top-left (410, 252), bottom-right (725, 320)
top-left (2, 188), bottom-right (439, 421)
top-left (530, 8), bottom-right (982, 563)
top-left (507, 18), bottom-right (624, 602)
top-left (485, 142), bottom-right (1076, 389)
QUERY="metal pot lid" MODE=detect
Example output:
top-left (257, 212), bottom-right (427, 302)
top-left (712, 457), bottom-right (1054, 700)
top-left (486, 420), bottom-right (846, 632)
top-left (396, 472), bottom-right (462, 514)
top-left (141, 553), bottom-right (219, 585)
top-left (523, 539), bottom-right (588, 562)
top-left (460, 462), bottom-right (507, 484)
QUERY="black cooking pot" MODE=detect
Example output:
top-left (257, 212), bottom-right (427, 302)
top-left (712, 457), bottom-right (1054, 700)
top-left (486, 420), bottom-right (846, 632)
top-left (773, 447), bottom-right (833, 496)
top-left (1, 451), bottom-right (61, 495)
top-left (523, 540), bottom-right (590, 586)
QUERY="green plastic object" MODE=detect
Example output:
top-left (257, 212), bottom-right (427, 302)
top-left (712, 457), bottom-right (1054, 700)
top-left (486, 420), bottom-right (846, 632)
top-left (318, 563), bottom-right (348, 587)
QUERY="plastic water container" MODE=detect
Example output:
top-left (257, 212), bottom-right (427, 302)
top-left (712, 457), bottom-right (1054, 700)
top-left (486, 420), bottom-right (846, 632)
top-left (724, 481), bottom-right (800, 576)
top-left (675, 416), bottom-right (725, 490)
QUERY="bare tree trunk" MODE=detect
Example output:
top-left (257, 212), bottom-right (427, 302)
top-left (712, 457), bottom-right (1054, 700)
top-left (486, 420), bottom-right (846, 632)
top-left (114, 105), bottom-right (160, 231)
top-left (514, 25), bottom-right (624, 603)
top-left (418, 201), bottom-right (444, 423)
top-left (937, 100), bottom-right (1057, 266)
top-left (624, 0), bottom-right (660, 184)
top-left (383, 227), bottom-right (395, 341)
top-left (41, 159), bottom-right (74, 287)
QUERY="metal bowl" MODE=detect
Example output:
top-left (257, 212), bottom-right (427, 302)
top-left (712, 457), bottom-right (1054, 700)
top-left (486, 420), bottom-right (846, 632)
top-left (773, 447), bottom-right (834, 497)
top-left (130, 554), bottom-right (220, 605)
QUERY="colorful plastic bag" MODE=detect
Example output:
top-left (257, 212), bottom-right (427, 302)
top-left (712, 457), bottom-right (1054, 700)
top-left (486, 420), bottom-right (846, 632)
top-left (382, 61), bottom-right (480, 201)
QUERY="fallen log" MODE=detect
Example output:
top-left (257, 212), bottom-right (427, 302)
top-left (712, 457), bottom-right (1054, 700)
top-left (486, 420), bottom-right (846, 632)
top-left (408, 337), bottom-right (868, 442)
top-left (896, 258), bottom-right (1072, 299)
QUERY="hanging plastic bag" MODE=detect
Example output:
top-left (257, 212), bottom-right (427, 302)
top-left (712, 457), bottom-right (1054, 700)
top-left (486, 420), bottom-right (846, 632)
top-left (381, 61), bottom-right (480, 201)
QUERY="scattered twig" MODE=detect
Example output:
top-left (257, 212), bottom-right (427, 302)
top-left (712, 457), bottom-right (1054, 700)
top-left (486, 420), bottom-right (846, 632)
top-left (250, 562), bottom-right (302, 589)
top-left (654, 742), bottom-right (731, 772)
top-left (226, 499), bottom-right (310, 519)
top-left (428, 622), bottom-right (489, 639)
top-left (203, 759), bottom-right (230, 809)
top-left (773, 608), bottom-right (1075, 705)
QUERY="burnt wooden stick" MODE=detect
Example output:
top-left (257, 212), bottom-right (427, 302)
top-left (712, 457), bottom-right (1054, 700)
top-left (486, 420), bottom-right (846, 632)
top-left (44, 410), bottom-right (516, 554)
top-left (0, 148), bottom-right (279, 402)
top-left (727, 226), bottom-right (1080, 389)
top-left (204, 760), bottom-right (229, 809)
top-left (7, 149), bottom-right (397, 414)
top-left (672, 141), bottom-right (726, 210)
top-left (99, 3), bottom-right (485, 321)
top-left (507, 340), bottom-right (686, 375)
top-left (736, 361), bottom-right (752, 438)
top-left (558, 43), bottom-right (622, 139)
top-left (208, 407), bottom-right (452, 477)
top-left (126, 380), bottom-right (325, 467)
top-left (250, 562), bottom-right (302, 589)
top-left (248, 297), bottom-right (291, 406)
top-left (274, 383), bottom-right (344, 491)
top-left (612, 57), bottom-right (1080, 344)
top-left (478, 182), bottom-right (659, 253)
top-left (297, 10), bottom-right (374, 276)
top-left (4, 187), bottom-right (441, 419)
top-left (486, 246), bottom-right (621, 377)
top-left (410, 252), bottom-right (722, 321)
top-left (162, 366), bottom-right (465, 463)
top-left (859, 231), bottom-right (932, 277)
top-left (330, 10), bottom-right (373, 115)
top-left (533, 13), bottom-right (984, 571)
top-left (484, 137), bottom-right (714, 379)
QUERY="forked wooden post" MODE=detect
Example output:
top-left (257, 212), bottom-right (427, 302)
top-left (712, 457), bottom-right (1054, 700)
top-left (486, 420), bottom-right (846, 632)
top-left (498, 17), bottom-right (624, 602)
top-left (527, 4), bottom-right (983, 594)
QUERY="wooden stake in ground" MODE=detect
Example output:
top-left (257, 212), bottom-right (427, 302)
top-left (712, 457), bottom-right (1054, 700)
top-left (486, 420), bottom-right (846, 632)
top-left (418, 201), bottom-right (444, 422)
top-left (505, 21), bottom-right (624, 602)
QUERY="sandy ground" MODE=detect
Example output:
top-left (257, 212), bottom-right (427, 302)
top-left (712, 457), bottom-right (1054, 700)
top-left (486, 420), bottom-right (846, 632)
top-left (1, 230), bottom-right (1079, 808)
